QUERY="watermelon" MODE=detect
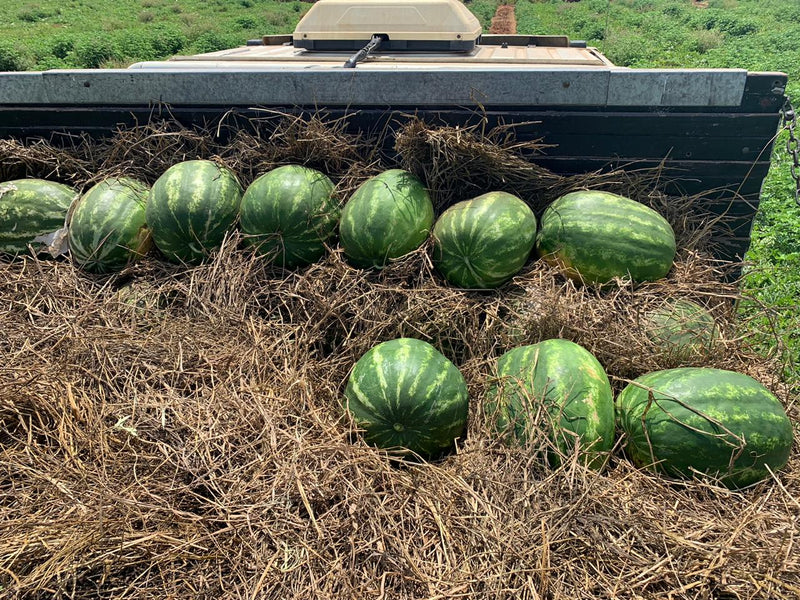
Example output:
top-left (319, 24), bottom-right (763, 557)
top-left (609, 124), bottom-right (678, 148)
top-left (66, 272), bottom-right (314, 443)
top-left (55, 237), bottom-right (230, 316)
top-left (644, 298), bottom-right (719, 361)
top-left (116, 280), bottom-right (167, 318)
top-left (343, 338), bottom-right (468, 457)
top-left (339, 169), bottom-right (434, 268)
top-left (616, 368), bottom-right (793, 488)
top-left (0, 179), bottom-right (76, 255)
top-left (68, 177), bottom-right (152, 273)
top-left (432, 191), bottom-right (537, 289)
top-left (486, 339), bottom-right (615, 468)
top-left (145, 160), bottom-right (242, 264)
top-left (536, 190), bottom-right (676, 285)
top-left (240, 165), bottom-right (338, 267)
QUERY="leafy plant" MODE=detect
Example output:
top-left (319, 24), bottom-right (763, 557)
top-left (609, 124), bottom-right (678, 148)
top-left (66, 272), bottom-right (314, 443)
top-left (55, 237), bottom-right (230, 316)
top-left (190, 31), bottom-right (243, 54)
top-left (73, 34), bottom-right (121, 68)
top-left (0, 42), bottom-right (30, 71)
top-left (17, 4), bottom-right (56, 23)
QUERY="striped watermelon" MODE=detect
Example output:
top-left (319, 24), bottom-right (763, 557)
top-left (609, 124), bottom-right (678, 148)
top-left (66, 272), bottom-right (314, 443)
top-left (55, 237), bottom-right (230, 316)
top-left (343, 338), bottom-right (468, 457)
top-left (432, 191), bottom-right (537, 289)
top-left (145, 160), bottom-right (242, 264)
top-left (644, 298), bottom-right (719, 361)
top-left (69, 177), bottom-right (152, 273)
top-left (487, 339), bottom-right (615, 468)
top-left (0, 179), bottom-right (76, 255)
top-left (339, 169), bottom-right (434, 268)
top-left (616, 368), bottom-right (793, 488)
top-left (116, 280), bottom-right (167, 318)
top-left (240, 165), bottom-right (338, 267)
top-left (536, 190), bottom-right (676, 285)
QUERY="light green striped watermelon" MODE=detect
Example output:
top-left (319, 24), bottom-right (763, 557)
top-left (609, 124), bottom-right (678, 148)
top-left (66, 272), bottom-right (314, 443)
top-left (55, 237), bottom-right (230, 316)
top-left (145, 160), bottom-right (242, 264)
top-left (616, 368), bottom-right (793, 488)
top-left (432, 191), bottom-right (537, 289)
top-left (536, 190), bottom-right (676, 285)
top-left (339, 169), bottom-right (434, 268)
top-left (240, 165), bottom-right (338, 267)
top-left (68, 177), bottom-right (152, 273)
top-left (343, 338), bottom-right (469, 457)
top-left (644, 298), bottom-right (719, 361)
top-left (486, 339), bottom-right (615, 468)
top-left (0, 179), bottom-right (76, 255)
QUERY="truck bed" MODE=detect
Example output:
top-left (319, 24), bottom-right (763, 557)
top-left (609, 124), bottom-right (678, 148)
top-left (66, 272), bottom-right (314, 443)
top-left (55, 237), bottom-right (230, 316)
top-left (0, 38), bottom-right (788, 263)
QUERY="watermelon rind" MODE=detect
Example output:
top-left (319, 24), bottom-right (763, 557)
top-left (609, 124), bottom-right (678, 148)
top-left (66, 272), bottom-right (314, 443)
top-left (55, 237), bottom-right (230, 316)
top-left (644, 298), bottom-right (719, 361)
top-left (0, 179), bottom-right (77, 256)
top-left (343, 338), bottom-right (469, 458)
top-left (339, 169), bottom-right (434, 268)
top-left (145, 160), bottom-right (242, 264)
top-left (616, 368), bottom-right (793, 488)
top-left (69, 177), bottom-right (152, 273)
top-left (432, 191), bottom-right (537, 289)
top-left (116, 280), bottom-right (168, 319)
top-left (536, 190), bottom-right (676, 285)
top-left (486, 339), bottom-right (615, 468)
top-left (240, 165), bottom-right (339, 267)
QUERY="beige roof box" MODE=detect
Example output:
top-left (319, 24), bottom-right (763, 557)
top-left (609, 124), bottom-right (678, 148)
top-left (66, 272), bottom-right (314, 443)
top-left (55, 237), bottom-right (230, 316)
top-left (292, 0), bottom-right (482, 51)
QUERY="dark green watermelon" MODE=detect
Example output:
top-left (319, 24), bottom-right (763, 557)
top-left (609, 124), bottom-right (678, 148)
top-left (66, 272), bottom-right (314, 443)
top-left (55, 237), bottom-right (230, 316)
top-left (343, 338), bottom-right (468, 457)
top-left (432, 191), bottom-right (537, 289)
top-left (0, 179), bottom-right (76, 255)
top-left (339, 170), bottom-right (434, 268)
top-left (616, 368), bottom-right (793, 488)
top-left (145, 160), bottom-right (242, 264)
top-left (69, 177), bottom-right (152, 273)
top-left (487, 339), bottom-right (615, 468)
top-left (536, 190), bottom-right (676, 285)
top-left (644, 298), bottom-right (719, 361)
top-left (240, 165), bottom-right (338, 267)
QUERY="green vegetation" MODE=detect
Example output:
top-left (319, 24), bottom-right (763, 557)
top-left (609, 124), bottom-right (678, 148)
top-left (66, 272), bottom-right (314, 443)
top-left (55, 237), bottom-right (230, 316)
top-left (514, 0), bottom-right (800, 86)
top-left (2, 0), bottom-right (797, 376)
top-left (0, 0), bottom-right (308, 69)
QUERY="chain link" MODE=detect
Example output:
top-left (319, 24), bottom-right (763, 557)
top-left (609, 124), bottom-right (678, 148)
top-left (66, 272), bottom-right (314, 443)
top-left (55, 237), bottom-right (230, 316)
top-left (781, 97), bottom-right (800, 207)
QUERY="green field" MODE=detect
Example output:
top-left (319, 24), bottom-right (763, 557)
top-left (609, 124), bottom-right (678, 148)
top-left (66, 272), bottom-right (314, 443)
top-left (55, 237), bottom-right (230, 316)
top-left (1, 0), bottom-right (798, 375)
top-left (0, 0), bottom-right (305, 69)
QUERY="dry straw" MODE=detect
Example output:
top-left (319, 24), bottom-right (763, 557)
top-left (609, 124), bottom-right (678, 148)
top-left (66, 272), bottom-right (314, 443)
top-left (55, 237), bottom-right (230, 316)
top-left (0, 113), bottom-right (797, 599)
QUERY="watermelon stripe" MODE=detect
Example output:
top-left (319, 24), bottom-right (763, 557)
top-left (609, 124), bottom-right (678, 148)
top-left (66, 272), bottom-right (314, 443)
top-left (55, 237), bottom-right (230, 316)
top-left (645, 299), bottom-right (719, 361)
top-left (344, 338), bottom-right (468, 457)
top-left (433, 192), bottom-right (537, 289)
top-left (69, 178), bottom-right (151, 272)
top-left (488, 339), bottom-right (614, 468)
top-left (240, 165), bottom-right (337, 267)
top-left (0, 180), bottom-right (76, 255)
top-left (146, 160), bottom-right (242, 264)
top-left (616, 368), bottom-right (793, 488)
top-left (340, 170), bottom-right (434, 268)
top-left (536, 190), bottom-right (675, 285)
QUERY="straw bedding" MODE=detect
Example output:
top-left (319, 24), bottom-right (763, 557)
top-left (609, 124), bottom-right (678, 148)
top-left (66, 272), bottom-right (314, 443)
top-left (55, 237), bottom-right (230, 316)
top-left (0, 113), bottom-right (797, 599)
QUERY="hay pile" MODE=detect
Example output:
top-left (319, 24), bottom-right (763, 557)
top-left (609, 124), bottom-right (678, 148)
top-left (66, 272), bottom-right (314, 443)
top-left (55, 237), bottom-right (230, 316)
top-left (0, 115), bottom-right (798, 599)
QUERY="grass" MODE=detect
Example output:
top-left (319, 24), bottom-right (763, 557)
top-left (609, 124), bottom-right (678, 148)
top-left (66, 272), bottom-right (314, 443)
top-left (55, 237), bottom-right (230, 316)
top-left (1, 0), bottom-right (797, 376)
top-left (0, 0), bottom-right (308, 69)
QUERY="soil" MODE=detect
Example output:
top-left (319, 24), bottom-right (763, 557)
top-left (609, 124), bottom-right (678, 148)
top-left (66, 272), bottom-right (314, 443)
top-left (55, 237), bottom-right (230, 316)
top-left (489, 4), bottom-right (516, 35)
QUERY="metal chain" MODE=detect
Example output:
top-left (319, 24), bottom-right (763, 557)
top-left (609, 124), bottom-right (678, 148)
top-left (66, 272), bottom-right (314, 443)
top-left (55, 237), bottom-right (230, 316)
top-left (781, 97), bottom-right (800, 207)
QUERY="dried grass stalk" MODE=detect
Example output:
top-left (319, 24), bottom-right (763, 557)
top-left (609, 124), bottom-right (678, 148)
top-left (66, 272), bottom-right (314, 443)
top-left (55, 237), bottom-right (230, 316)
top-left (0, 114), bottom-right (797, 599)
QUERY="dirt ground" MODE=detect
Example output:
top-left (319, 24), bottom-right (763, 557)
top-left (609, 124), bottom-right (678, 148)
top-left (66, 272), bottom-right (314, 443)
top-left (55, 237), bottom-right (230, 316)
top-left (489, 4), bottom-right (517, 35)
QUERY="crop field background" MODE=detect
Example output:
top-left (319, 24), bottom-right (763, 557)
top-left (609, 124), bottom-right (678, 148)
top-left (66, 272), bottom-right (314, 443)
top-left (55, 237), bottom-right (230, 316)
top-left (1, 0), bottom-right (798, 379)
